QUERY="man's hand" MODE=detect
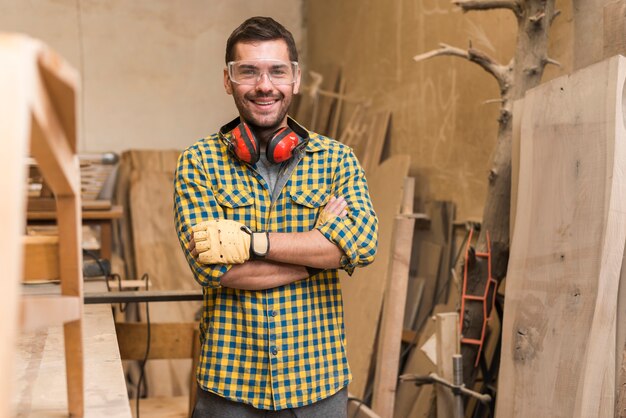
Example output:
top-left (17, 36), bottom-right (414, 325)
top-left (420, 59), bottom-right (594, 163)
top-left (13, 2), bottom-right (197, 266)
top-left (317, 196), bottom-right (348, 226)
top-left (191, 219), bottom-right (252, 264)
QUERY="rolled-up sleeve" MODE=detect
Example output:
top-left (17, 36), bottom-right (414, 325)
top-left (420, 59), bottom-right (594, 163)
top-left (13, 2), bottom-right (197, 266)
top-left (174, 148), bottom-right (231, 288)
top-left (315, 147), bottom-right (378, 275)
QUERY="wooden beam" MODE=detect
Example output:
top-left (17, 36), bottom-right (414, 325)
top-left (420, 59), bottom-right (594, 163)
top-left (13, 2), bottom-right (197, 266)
top-left (0, 34), bottom-right (31, 418)
top-left (341, 155), bottom-right (411, 398)
top-left (115, 322), bottom-right (198, 360)
top-left (372, 178), bottom-right (416, 418)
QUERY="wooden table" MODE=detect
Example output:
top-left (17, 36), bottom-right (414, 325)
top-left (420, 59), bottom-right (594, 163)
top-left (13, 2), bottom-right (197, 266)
top-left (13, 281), bottom-right (132, 417)
top-left (27, 205), bottom-right (123, 261)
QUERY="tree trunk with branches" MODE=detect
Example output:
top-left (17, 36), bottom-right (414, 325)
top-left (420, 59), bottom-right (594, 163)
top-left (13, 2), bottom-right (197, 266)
top-left (414, 0), bottom-right (560, 387)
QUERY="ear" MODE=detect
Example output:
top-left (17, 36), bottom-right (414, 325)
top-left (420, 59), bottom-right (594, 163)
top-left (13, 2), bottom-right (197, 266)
top-left (293, 65), bottom-right (302, 95)
top-left (224, 67), bottom-right (233, 95)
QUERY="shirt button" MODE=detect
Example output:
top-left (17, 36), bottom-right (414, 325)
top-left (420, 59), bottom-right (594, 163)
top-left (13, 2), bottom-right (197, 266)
top-left (271, 310), bottom-right (278, 317)
top-left (271, 347), bottom-right (278, 356)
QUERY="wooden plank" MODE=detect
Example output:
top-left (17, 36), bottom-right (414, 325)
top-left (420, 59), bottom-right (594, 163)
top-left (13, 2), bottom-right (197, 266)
top-left (0, 34), bottom-right (31, 418)
top-left (126, 150), bottom-right (202, 397)
top-left (361, 111), bottom-right (391, 172)
top-left (394, 271), bottom-right (460, 418)
top-left (341, 155), bottom-right (411, 398)
top-left (496, 55), bottom-right (626, 418)
top-left (434, 312), bottom-right (460, 418)
top-left (428, 202), bottom-right (456, 309)
top-left (30, 66), bottom-right (79, 198)
top-left (372, 178), bottom-right (416, 418)
top-left (403, 277), bottom-right (425, 331)
top-left (339, 103), bottom-right (368, 149)
top-left (115, 322), bottom-right (198, 360)
top-left (510, 99), bottom-right (524, 239)
top-left (617, 221), bottom-right (626, 416)
top-left (412, 242), bottom-right (443, 332)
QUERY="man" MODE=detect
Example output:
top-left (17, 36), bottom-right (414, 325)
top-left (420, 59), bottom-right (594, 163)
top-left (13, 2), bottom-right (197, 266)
top-left (174, 16), bottom-right (378, 417)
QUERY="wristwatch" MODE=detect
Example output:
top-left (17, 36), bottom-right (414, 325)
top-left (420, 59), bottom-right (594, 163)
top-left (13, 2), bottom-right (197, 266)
top-left (250, 232), bottom-right (270, 258)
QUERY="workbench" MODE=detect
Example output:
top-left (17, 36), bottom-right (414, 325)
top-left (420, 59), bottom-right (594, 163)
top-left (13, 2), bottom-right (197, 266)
top-left (12, 281), bottom-right (131, 417)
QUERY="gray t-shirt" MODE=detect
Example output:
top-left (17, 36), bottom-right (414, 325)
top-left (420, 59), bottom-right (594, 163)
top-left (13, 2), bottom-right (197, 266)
top-left (256, 152), bottom-right (282, 194)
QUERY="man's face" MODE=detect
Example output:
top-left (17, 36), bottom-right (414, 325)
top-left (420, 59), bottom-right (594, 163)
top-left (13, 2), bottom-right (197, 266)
top-left (224, 40), bottom-right (301, 134)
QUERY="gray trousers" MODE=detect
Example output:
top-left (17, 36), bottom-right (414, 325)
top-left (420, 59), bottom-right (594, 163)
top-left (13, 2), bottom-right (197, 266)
top-left (192, 386), bottom-right (348, 418)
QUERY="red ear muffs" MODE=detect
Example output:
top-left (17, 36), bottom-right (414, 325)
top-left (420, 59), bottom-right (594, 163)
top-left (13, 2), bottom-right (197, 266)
top-left (267, 127), bottom-right (301, 164)
top-left (231, 123), bottom-right (260, 164)
top-left (221, 118), bottom-right (305, 165)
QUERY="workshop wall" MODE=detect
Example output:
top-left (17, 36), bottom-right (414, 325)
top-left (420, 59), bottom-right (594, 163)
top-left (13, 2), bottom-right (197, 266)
top-left (0, 0), bottom-right (304, 153)
top-left (304, 0), bottom-right (573, 221)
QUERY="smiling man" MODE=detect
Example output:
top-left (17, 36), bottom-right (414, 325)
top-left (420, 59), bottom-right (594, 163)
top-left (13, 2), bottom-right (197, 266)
top-left (174, 17), bottom-right (378, 417)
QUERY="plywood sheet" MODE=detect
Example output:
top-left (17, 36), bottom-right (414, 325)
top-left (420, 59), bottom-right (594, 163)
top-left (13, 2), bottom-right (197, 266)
top-left (496, 55), bottom-right (626, 418)
top-left (341, 154), bottom-right (411, 399)
top-left (125, 150), bottom-right (202, 397)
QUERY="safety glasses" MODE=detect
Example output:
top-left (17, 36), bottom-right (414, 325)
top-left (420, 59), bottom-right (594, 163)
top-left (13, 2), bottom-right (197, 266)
top-left (227, 59), bottom-right (299, 85)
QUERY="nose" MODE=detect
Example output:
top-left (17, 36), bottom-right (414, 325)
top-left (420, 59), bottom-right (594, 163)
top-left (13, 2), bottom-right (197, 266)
top-left (255, 72), bottom-right (274, 92)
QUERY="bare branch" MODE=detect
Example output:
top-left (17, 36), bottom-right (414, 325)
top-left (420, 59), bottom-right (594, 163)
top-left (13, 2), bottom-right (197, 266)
top-left (483, 98), bottom-right (505, 105)
top-left (413, 43), bottom-right (470, 63)
top-left (453, 0), bottom-right (522, 17)
top-left (550, 10), bottom-right (561, 25)
top-left (413, 43), bottom-right (510, 89)
top-left (543, 57), bottom-right (561, 68)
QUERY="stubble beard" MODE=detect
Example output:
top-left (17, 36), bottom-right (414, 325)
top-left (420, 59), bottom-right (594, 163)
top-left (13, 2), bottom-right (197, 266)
top-left (235, 91), bottom-right (292, 139)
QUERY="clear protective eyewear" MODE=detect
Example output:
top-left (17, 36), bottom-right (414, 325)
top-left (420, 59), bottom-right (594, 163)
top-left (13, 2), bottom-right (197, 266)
top-left (227, 59), bottom-right (299, 85)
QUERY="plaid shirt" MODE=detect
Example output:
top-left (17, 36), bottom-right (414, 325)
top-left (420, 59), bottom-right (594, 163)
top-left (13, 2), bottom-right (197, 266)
top-left (174, 121), bottom-right (378, 410)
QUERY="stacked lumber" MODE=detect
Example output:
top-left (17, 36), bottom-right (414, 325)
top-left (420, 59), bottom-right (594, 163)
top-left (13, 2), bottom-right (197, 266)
top-left (497, 55), bottom-right (626, 418)
top-left (294, 68), bottom-right (345, 137)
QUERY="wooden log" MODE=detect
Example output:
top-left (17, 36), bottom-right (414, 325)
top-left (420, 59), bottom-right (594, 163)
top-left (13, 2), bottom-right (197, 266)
top-left (496, 55), bottom-right (626, 418)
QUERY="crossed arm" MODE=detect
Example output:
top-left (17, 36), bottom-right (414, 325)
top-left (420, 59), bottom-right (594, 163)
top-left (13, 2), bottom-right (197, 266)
top-left (188, 196), bottom-right (348, 290)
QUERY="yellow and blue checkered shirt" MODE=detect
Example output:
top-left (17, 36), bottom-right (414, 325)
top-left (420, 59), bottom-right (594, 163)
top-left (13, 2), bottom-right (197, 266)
top-left (174, 123), bottom-right (378, 410)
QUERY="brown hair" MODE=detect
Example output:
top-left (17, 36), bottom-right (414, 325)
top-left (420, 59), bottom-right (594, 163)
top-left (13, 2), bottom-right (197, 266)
top-left (225, 16), bottom-right (298, 63)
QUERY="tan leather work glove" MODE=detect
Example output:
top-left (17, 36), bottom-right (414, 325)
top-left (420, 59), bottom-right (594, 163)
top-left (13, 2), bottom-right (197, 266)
top-left (192, 219), bottom-right (269, 264)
